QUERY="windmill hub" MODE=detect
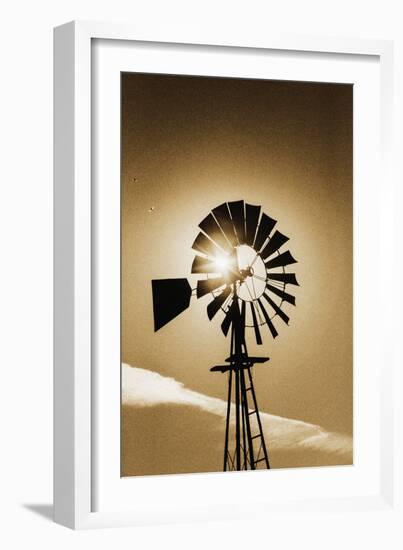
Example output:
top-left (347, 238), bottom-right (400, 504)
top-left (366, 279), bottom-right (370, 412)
top-left (239, 265), bottom-right (254, 279)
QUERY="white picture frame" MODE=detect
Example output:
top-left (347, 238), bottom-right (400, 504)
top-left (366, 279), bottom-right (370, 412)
top-left (54, 21), bottom-right (397, 530)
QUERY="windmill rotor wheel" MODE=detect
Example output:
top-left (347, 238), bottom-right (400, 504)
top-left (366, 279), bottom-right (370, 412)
top-left (191, 201), bottom-right (299, 343)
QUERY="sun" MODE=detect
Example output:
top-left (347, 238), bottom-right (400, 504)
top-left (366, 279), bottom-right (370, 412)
top-left (213, 256), bottom-right (230, 272)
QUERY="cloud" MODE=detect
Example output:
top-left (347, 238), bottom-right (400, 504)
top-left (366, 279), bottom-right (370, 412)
top-left (122, 363), bottom-right (352, 458)
top-left (122, 363), bottom-right (227, 414)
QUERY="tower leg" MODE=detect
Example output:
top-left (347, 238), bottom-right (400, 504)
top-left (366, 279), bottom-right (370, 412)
top-left (240, 367), bottom-right (255, 469)
top-left (235, 368), bottom-right (241, 471)
top-left (223, 368), bottom-right (232, 471)
top-left (246, 367), bottom-right (270, 469)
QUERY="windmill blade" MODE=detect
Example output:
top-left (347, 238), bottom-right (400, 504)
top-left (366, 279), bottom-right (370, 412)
top-left (239, 299), bottom-right (246, 343)
top-left (212, 203), bottom-right (238, 247)
top-left (267, 272), bottom-right (299, 286)
top-left (245, 203), bottom-right (261, 246)
top-left (191, 255), bottom-right (217, 274)
top-left (254, 213), bottom-right (277, 252)
top-left (250, 302), bottom-right (263, 345)
top-left (266, 283), bottom-right (296, 306)
top-left (221, 296), bottom-right (242, 337)
top-left (151, 278), bottom-right (192, 331)
top-left (197, 277), bottom-right (226, 298)
top-left (228, 248), bottom-right (240, 274)
top-left (262, 292), bottom-right (289, 325)
top-left (260, 230), bottom-right (290, 260)
top-left (257, 298), bottom-right (278, 338)
top-left (221, 300), bottom-right (234, 336)
top-left (265, 250), bottom-right (297, 270)
top-left (192, 232), bottom-right (222, 258)
top-left (207, 286), bottom-right (231, 320)
top-left (228, 200), bottom-right (246, 244)
top-left (232, 296), bottom-right (243, 343)
top-left (199, 213), bottom-right (231, 253)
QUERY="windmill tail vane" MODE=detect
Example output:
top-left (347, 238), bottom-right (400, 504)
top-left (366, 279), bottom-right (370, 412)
top-left (151, 200), bottom-right (299, 472)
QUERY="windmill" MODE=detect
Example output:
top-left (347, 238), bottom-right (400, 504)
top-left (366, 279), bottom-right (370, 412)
top-left (151, 200), bottom-right (299, 472)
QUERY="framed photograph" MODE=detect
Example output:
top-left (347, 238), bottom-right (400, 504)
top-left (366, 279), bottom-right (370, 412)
top-left (120, 74), bottom-right (355, 478)
top-left (54, 21), bottom-right (395, 529)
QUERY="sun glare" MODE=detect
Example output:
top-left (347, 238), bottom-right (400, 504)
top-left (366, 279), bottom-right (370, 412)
top-left (214, 256), bottom-right (230, 272)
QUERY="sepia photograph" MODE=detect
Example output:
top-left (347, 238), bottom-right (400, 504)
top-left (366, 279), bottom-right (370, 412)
top-left (120, 72), bottom-right (353, 477)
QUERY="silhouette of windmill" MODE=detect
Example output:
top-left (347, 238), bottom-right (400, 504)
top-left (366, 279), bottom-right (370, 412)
top-left (152, 200), bottom-right (299, 471)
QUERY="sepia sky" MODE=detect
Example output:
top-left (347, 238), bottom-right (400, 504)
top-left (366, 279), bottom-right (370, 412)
top-left (121, 73), bottom-right (353, 476)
